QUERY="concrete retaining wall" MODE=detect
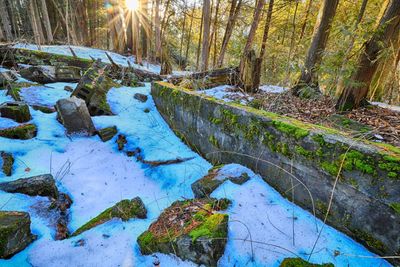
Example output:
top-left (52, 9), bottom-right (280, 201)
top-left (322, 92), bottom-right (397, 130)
top-left (152, 81), bottom-right (400, 262)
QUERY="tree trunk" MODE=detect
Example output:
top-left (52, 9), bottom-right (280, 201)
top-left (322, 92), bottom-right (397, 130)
top-left (298, 0), bottom-right (314, 42)
top-left (239, 0), bottom-right (265, 92)
top-left (185, 3), bottom-right (196, 62)
top-left (211, 0), bottom-right (221, 68)
top-left (179, 0), bottom-right (187, 68)
top-left (292, 0), bottom-right (339, 97)
top-left (336, 0), bottom-right (400, 111)
top-left (217, 0), bottom-right (242, 67)
top-left (196, 10), bottom-right (204, 70)
top-left (335, 0), bottom-right (368, 96)
top-left (39, 0), bottom-right (53, 43)
top-left (0, 0), bottom-right (14, 41)
top-left (154, 0), bottom-right (161, 61)
top-left (200, 0), bottom-right (211, 71)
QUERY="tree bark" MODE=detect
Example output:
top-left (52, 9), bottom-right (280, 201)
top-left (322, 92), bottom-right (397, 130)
top-left (200, 0), bottom-right (212, 71)
top-left (39, 0), bottom-right (54, 42)
top-left (154, 0), bottom-right (161, 61)
top-left (335, 0), bottom-right (368, 96)
top-left (292, 0), bottom-right (339, 97)
top-left (298, 0), bottom-right (314, 42)
top-left (336, 0), bottom-right (400, 111)
top-left (217, 0), bottom-right (242, 67)
top-left (0, 0), bottom-right (13, 41)
top-left (185, 3), bottom-right (196, 62)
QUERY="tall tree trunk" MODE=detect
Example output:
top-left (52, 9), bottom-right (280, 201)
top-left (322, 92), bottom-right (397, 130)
top-left (285, 1), bottom-right (299, 85)
top-left (196, 9), bottom-right (204, 70)
top-left (185, 3), bottom-right (196, 63)
top-left (217, 0), bottom-right (242, 67)
top-left (238, 0), bottom-right (265, 92)
top-left (200, 0), bottom-right (211, 71)
top-left (298, 0), bottom-right (313, 42)
top-left (292, 0), bottom-right (340, 97)
top-left (40, 0), bottom-right (53, 42)
top-left (154, 0), bottom-right (161, 61)
top-left (335, 0), bottom-right (368, 96)
top-left (336, 0), bottom-right (400, 111)
top-left (179, 0), bottom-right (187, 68)
top-left (0, 0), bottom-right (13, 41)
top-left (239, 0), bottom-right (265, 71)
top-left (211, 0), bottom-right (221, 68)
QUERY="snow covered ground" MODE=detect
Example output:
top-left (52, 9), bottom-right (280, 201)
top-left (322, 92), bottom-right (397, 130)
top-left (0, 45), bottom-right (393, 266)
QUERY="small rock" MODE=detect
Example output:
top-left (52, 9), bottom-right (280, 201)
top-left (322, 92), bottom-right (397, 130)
top-left (73, 239), bottom-right (86, 247)
top-left (0, 174), bottom-right (59, 199)
top-left (116, 134), bottom-right (127, 151)
top-left (55, 218), bottom-right (69, 240)
top-left (134, 93), bottom-right (148, 103)
top-left (192, 165), bottom-right (250, 198)
top-left (31, 104), bottom-right (56, 114)
top-left (279, 258), bottom-right (334, 267)
top-left (71, 197), bottom-right (147, 236)
top-left (0, 102), bottom-right (31, 123)
top-left (55, 96), bottom-right (96, 136)
top-left (0, 124), bottom-right (37, 140)
top-left (64, 86), bottom-right (74, 92)
top-left (0, 211), bottom-right (36, 259)
top-left (126, 147), bottom-right (141, 157)
top-left (97, 126), bottom-right (117, 142)
top-left (1, 152), bottom-right (14, 176)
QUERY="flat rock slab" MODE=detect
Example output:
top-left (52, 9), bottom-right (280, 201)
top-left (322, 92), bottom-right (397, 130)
top-left (137, 198), bottom-right (230, 267)
top-left (0, 101), bottom-right (31, 123)
top-left (0, 174), bottom-right (59, 199)
top-left (0, 124), bottom-right (37, 140)
top-left (0, 211), bottom-right (36, 259)
top-left (56, 96), bottom-right (96, 136)
top-left (19, 65), bottom-right (81, 83)
top-left (192, 165), bottom-right (250, 198)
top-left (72, 197), bottom-right (146, 236)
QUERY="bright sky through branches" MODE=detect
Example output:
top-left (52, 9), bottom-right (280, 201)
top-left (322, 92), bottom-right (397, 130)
top-left (126, 0), bottom-right (139, 11)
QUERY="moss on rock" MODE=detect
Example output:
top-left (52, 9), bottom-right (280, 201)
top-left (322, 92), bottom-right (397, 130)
top-left (72, 197), bottom-right (146, 236)
top-left (280, 258), bottom-right (334, 267)
top-left (0, 124), bottom-right (37, 140)
top-left (1, 152), bottom-right (14, 176)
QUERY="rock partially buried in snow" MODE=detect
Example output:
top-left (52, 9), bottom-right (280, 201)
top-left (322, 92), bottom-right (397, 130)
top-left (0, 174), bottom-right (59, 199)
top-left (0, 102), bottom-right (31, 123)
top-left (71, 197), bottom-right (147, 236)
top-left (191, 165), bottom-right (250, 198)
top-left (0, 124), bottom-right (37, 140)
top-left (97, 126), bottom-right (117, 142)
top-left (1, 152), bottom-right (14, 176)
top-left (134, 93), bottom-right (148, 103)
top-left (0, 211), bottom-right (36, 259)
top-left (55, 96), bottom-right (96, 136)
top-left (19, 65), bottom-right (81, 83)
top-left (137, 198), bottom-right (230, 267)
top-left (279, 258), bottom-right (334, 267)
top-left (71, 60), bottom-right (119, 116)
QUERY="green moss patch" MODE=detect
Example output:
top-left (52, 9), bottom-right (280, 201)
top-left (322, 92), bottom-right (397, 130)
top-left (1, 152), bottom-right (14, 176)
top-left (0, 124), bottom-right (37, 140)
top-left (72, 197), bottom-right (146, 237)
top-left (280, 257), bottom-right (334, 267)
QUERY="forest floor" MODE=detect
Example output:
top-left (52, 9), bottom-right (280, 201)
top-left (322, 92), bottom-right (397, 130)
top-left (203, 85), bottom-right (400, 147)
top-left (0, 44), bottom-right (394, 267)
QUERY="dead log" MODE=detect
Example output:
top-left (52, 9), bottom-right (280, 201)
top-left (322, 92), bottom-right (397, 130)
top-left (141, 157), bottom-right (195, 166)
top-left (168, 67), bottom-right (239, 90)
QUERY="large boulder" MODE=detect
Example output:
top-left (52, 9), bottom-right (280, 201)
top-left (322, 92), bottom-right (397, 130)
top-left (191, 165), bottom-right (250, 198)
top-left (71, 197), bottom-right (146, 236)
top-left (0, 174), bottom-right (59, 199)
top-left (19, 65), bottom-right (81, 83)
top-left (71, 60), bottom-right (119, 116)
top-left (1, 152), bottom-right (14, 176)
top-left (0, 102), bottom-right (31, 123)
top-left (0, 211), bottom-right (36, 258)
top-left (0, 124), bottom-right (37, 140)
top-left (137, 198), bottom-right (230, 267)
top-left (55, 96), bottom-right (96, 136)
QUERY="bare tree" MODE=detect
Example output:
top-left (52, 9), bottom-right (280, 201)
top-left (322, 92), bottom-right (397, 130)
top-left (336, 0), bottom-right (400, 111)
top-left (40, 0), bottom-right (54, 42)
top-left (0, 0), bottom-right (13, 41)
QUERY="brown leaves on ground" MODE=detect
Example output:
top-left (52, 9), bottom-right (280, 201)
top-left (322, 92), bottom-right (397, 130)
top-left (247, 91), bottom-right (400, 147)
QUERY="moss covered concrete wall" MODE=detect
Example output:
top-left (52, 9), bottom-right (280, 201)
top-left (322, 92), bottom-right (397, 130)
top-left (152, 81), bottom-right (400, 262)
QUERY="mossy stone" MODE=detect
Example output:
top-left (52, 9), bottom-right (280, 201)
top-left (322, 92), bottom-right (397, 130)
top-left (280, 258), bottom-right (334, 267)
top-left (0, 124), bottom-right (37, 140)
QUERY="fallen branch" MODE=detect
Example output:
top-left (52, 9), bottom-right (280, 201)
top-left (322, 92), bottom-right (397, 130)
top-left (141, 156), bottom-right (195, 167)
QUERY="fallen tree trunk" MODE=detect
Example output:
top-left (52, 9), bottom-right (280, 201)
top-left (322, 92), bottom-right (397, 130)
top-left (168, 67), bottom-right (239, 90)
